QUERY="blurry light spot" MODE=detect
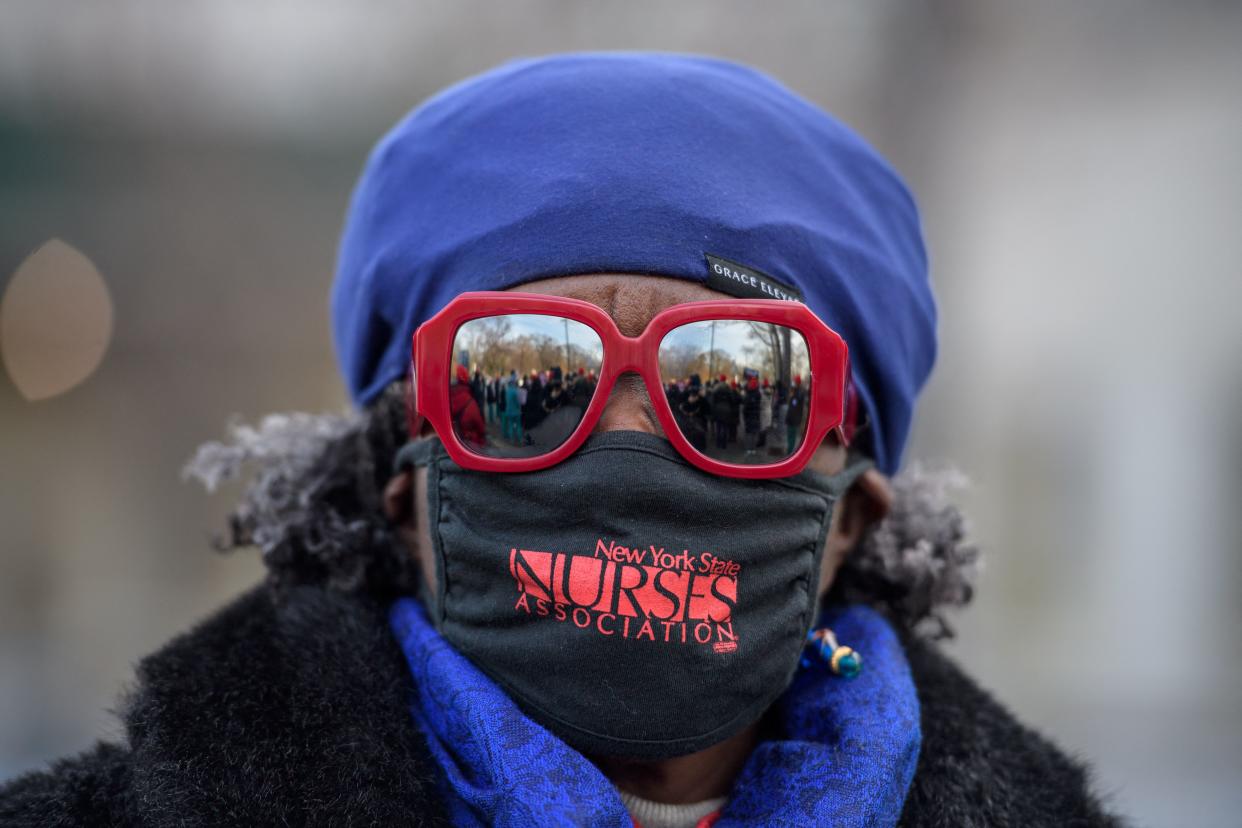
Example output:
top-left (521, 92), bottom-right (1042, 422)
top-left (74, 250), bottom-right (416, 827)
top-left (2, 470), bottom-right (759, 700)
top-left (1, 239), bottom-right (114, 401)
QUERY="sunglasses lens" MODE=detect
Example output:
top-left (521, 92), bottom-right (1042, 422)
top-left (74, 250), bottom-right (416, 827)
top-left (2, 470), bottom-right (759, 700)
top-left (450, 314), bottom-right (603, 458)
top-left (658, 320), bottom-right (811, 465)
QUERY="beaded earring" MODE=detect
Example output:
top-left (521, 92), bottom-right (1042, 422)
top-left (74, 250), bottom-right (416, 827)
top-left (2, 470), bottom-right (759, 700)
top-left (801, 627), bottom-right (863, 678)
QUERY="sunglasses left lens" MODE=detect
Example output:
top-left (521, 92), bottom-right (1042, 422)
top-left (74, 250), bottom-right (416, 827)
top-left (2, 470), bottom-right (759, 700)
top-left (450, 314), bottom-right (603, 458)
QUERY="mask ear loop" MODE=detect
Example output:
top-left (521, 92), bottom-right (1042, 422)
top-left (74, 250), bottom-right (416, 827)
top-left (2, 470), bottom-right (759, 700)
top-left (404, 359), bottom-right (424, 437)
top-left (834, 365), bottom-right (862, 448)
top-left (395, 359), bottom-right (445, 610)
top-left (799, 447), bottom-right (873, 678)
top-left (389, 416), bottom-right (448, 623)
top-left (833, 364), bottom-right (878, 463)
top-left (395, 440), bottom-right (428, 473)
top-left (393, 428), bottom-right (445, 474)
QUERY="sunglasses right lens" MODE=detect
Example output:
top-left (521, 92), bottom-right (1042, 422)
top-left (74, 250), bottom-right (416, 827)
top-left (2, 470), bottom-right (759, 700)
top-left (658, 320), bottom-right (811, 465)
top-left (449, 314), bottom-right (603, 458)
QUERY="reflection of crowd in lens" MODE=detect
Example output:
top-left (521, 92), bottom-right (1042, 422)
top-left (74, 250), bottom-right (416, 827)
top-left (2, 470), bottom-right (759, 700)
top-left (666, 372), bottom-right (807, 460)
top-left (451, 361), bottom-right (806, 462)
top-left (451, 364), bottom-right (598, 451)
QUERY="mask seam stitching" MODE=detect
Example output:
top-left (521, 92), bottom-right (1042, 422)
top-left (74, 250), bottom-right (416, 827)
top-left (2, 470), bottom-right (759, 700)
top-left (429, 452), bottom-right (450, 626)
top-left (799, 499), bottom-right (835, 652)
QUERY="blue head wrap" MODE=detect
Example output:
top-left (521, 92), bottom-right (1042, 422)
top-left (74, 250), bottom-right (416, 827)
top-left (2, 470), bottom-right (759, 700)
top-left (332, 52), bottom-right (936, 473)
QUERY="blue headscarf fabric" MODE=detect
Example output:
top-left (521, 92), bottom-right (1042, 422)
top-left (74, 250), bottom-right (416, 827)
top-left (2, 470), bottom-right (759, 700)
top-left (333, 52), bottom-right (937, 474)
top-left (389, 597), bottom-right (921, 827)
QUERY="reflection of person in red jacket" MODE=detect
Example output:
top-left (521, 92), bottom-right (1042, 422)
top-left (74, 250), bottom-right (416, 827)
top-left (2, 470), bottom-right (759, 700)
top-left (450, 364), bottom-right (487, 447)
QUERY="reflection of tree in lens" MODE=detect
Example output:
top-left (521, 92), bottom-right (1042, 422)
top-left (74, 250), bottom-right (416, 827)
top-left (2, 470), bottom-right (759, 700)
top-left (459, 316), bottom-right (512, 374)
top-left (456, 316), bottom-right (601, 378)
top-left (660, 322), bottom-right (808, 388)
top-left (660, 341), bottom-right (739, 383)
top-left (741, 323), bottom-right (808, 388)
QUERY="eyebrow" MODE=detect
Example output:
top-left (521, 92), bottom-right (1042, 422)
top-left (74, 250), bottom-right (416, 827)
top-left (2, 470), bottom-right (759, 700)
top-left (597, 282), bottom-right (622, 323)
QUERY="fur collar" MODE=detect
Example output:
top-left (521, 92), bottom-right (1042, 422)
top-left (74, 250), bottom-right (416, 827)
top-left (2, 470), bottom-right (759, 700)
top-left (106, 584), bottom-right (1120, 826)
top-left (121, 584), bottom-right (448, 825)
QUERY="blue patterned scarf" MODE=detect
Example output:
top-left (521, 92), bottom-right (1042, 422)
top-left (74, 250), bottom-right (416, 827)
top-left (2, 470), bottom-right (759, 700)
top-left (389, 598), bottom-right (920, 827)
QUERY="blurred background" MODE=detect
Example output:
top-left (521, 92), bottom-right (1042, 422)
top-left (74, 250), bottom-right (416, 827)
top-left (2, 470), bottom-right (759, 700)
top-left (2, 2), bottom-right (1240, 824)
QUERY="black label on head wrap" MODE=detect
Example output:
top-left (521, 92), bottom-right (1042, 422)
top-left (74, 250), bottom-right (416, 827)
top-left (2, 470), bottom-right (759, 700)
top-left (704, 254), bottom-right (804, 303)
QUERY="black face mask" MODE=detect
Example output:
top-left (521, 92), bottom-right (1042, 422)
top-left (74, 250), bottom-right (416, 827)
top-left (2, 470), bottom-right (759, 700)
top-left (395, 430), bottom-right (870, 759)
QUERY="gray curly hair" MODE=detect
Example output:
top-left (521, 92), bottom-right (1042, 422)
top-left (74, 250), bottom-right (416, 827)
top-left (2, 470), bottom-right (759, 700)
top-left (183, 382), bottom-right (980, 637)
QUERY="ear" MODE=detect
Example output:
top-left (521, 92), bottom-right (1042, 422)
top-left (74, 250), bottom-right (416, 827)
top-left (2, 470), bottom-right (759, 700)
top-left (819, 468), bottom-right (893, 596)
top-left (382, 469), bottom-right (416, 528)
top-left (384, 464), bottom-right (438, 589)
top-left (835, 468), bottom-right (893, 541)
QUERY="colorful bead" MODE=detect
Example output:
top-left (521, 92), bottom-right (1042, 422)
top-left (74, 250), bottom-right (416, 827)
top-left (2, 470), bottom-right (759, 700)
top-left (803, 627), bottom-right (863, 678)
top-left (831, 647), bottom-right (862, 679)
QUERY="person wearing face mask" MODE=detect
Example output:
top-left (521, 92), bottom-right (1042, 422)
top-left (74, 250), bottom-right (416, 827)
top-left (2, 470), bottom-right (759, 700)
top-left (0, 54), bottom-right (1123, 827)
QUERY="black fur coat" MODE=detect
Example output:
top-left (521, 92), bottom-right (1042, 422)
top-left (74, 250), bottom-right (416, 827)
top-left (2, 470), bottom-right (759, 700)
top-left (1, 584), bottom-right (1124, 826)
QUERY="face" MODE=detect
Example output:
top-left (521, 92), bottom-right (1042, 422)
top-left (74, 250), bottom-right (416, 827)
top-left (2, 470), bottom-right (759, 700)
top-left (383, 273), bottom-right (892, 600)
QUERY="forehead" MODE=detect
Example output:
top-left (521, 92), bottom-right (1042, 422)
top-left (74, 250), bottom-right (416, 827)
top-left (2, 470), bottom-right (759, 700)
top-left (508, 273), bottom-right (732, 337)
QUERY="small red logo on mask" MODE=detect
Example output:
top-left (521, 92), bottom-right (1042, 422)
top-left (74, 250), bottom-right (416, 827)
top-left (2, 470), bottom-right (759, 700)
top-left (508, 539), bottom-right (742, 651)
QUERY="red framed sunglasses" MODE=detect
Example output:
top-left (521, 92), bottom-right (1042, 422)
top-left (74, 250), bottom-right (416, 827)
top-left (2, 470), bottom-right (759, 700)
top-left (406, 291), bottom-right (855, 479)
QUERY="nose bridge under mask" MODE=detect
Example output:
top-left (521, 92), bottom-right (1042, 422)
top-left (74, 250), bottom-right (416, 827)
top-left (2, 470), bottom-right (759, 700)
top-left (394, 430), bottom-right (871, 758)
